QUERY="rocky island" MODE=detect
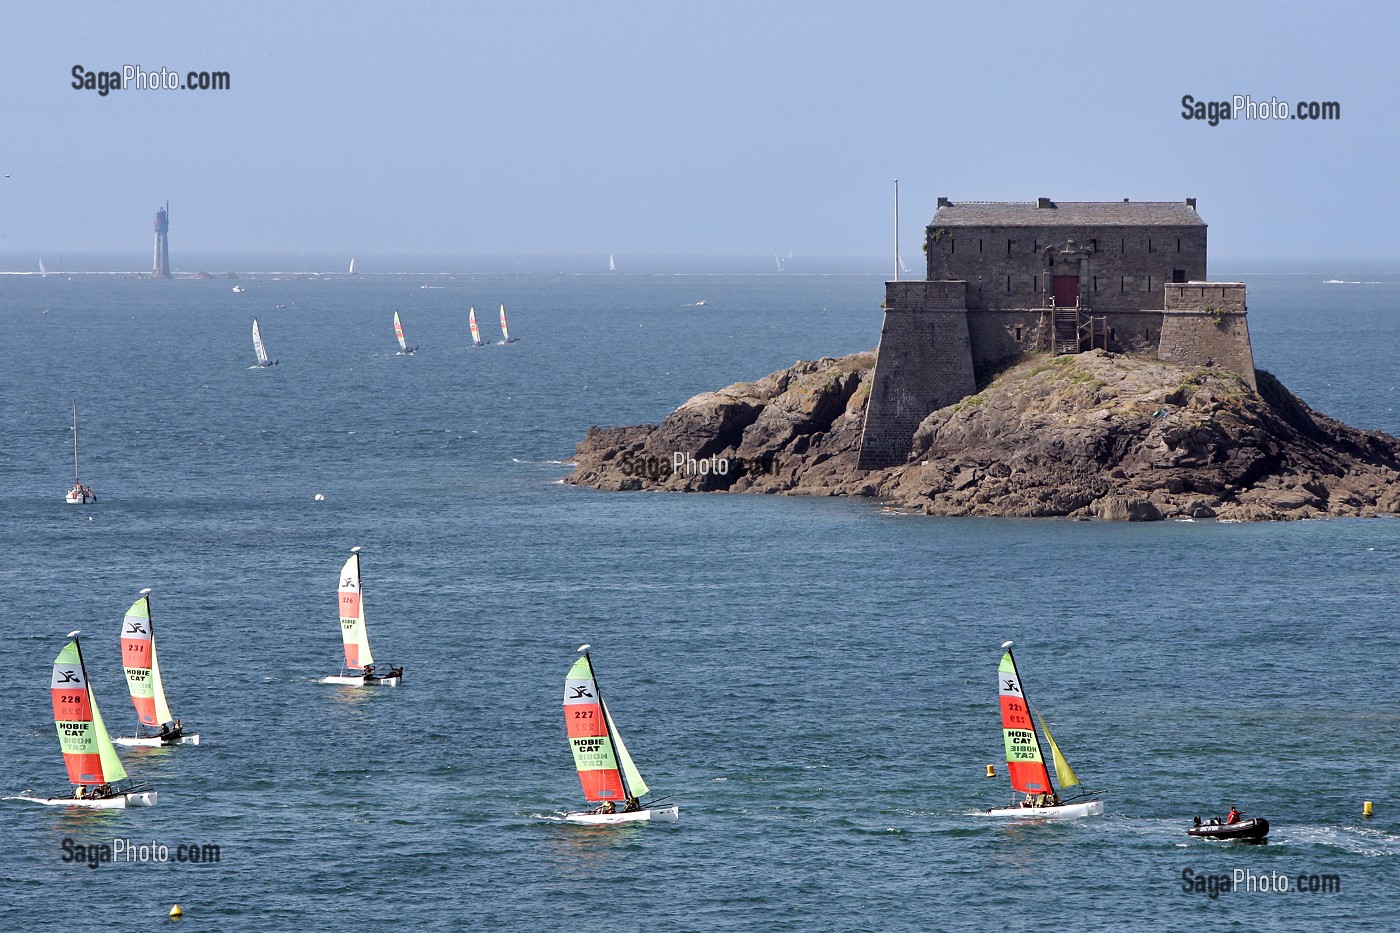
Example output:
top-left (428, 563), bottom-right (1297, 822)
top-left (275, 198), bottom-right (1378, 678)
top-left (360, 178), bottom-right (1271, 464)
top-left (565, 350), bottom-right (1400, 522)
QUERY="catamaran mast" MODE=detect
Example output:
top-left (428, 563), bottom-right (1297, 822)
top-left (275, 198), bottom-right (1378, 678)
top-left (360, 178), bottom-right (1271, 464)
top-left (581, 646), bottom-right (633, 802)
top-left (71, 400), bottom-right (80, 482)
top-left (1004, 641), bottom-right (1057, 797)
top-left (893, 178), bottom-right (900, 282)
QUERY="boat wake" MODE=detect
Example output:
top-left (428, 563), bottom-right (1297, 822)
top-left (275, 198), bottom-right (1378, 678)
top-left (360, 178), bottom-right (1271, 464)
top-left (511, 458), bottom-right (575, 466)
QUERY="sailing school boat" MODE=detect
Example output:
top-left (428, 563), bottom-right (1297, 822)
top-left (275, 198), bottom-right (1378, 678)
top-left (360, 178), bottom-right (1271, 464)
top-left (251, 318), bottom-right (278, 368)
top-left (393, 309), bottom-right (418, 355)
top-left (469, 306), bottom-right (487, 348)
top-left (321, 547), bottom-right (403, 686)
top-left (497, 304), bottom-right (518, 344)
top-left (64, 400), bottom-right (95, 504)
top-left (114, 589), bottom-right (199, 747)
top-left (562, 645), bottom-right (677, 825)
top-left (39, 633), bottom-right (156, 808)
top-left (986, 641), bottom-right (1103, 819)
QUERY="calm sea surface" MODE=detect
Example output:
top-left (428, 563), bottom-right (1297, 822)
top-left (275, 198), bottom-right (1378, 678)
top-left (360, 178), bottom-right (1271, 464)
top-left (0, 269), bottom-right (1397, 931)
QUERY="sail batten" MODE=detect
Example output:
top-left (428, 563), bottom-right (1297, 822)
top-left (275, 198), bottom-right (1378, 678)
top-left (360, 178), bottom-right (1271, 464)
top-left (53, 638), bottom-right (127, 785)
top-left (338, 551), bottom-right (373, 670)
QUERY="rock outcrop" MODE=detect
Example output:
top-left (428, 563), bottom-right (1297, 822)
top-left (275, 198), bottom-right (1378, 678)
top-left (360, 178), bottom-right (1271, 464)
top-left (566, 349), bottom-right (1400, 521)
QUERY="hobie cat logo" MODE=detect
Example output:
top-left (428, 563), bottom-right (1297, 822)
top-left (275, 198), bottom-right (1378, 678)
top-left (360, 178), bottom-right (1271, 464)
top-left (56, 670), bottom-right (80, 684)
top-left (569, 685), bottom-right (593, 699)
top-left (124, 621), bottom-right (147, 635)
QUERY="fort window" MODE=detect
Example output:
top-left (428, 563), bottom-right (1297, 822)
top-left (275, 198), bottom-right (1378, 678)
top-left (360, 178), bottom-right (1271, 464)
top-left (979, 239), bottom-right (983, 253)
top-left (1109, 327), bottom-right (1116, 341)
top-left (1120, 239), bottom-right (1125, 253)
top-left (1176, 237), bottom-right (1182, 253)
top-left (1007, 240), bottom-right (1014, 256)
top-left (1146, 275), bottom-right (1152, 291)
top-left (1091, 238), bottom-right (1098, 252)
top-left (950, 238), bottom-right (955, 254)
top-left (1015, 325), bottom-right (1023, 341)
top-left (1148, 238), bottom-right (1154, 253)
top-left (1006, 275), bottom-right (1012, 293)
top-left (1172, 269), bottom-right (1186, 283)
top-left (1093, 275), bottom-right (1098, 293)
top-left (1032, 275), bottom-right (1038, 292)
top-left (1120, 276), bottom-right (1126, 293)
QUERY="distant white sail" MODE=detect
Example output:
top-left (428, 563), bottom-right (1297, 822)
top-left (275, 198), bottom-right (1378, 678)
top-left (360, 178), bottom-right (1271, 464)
top-left (39, 257), bottom-right (49, 278)
top-left (609, 254), bottom-right (616, 272)
top-left (251, 319), bottom-right (275, 367)
top-left (349, 258), bottom-right (357, 274)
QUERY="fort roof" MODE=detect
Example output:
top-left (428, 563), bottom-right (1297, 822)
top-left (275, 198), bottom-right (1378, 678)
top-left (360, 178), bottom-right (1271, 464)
top-left (932, 198), bottom-right (1204, 227)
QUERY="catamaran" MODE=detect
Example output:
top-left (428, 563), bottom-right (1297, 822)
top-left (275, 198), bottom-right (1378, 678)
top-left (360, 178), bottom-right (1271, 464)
top-left (468, 306), bottom-right (487, 348)
top-left (64, 400), bottom-right (95, 504)
top-left (608, 254), bottom-right (616, 272)
top-left (985, 641), bottom-right (1102, 819)
top-left (562, 645), bottom-right (677, 825)
top-left (321, 547), bottom-right (403, 687)
top-left (251, 318), bottom-right (278, 368)
top-left (393, 310), bottom-right (418, 355)
top-left (32, 632), bottom-right (156, 808)
top-left (114, 589), bottom-right (199, 747)
top-left (498, 304), bottom-right (518, 344)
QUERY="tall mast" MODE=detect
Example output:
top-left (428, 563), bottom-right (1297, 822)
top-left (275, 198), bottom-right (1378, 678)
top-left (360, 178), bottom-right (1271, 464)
top-left (71, 400), bottom-right (80, 482)
top-left (893, 179), bottom-right (900, 282)
top-left (1004, 642), bottom-right (1057, 796)
top-left (582, 647), bottom-right (632, 801)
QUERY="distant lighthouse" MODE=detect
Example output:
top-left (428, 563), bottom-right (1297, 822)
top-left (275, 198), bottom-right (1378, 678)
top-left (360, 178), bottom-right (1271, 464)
top-left (153, 202), bottom-right (171, 278)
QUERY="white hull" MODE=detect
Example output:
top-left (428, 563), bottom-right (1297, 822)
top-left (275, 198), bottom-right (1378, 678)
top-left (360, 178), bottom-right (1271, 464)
top-left (320, 674), bottom-right (402, 687)
top-left (64, 492), bottom-right (95, 504)
top-left (985, 800), bottom-right (1104, 820)
top-left (564, 805), bottom-right (679, 825)
top-left (15, 791), bottom-right (157, 809)
top-left (497, 338), bottom-right (518, 345)
top-left (114, 733), bottom-right (201, 747)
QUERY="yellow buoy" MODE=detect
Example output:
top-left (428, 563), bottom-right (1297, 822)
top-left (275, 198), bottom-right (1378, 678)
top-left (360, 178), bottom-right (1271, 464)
top-left (169, 904), bottom-right (183, 918)
top-left (985, 764), bottom-right (996, 778)
top-left (1363, 800), bottom-right (1374, 818)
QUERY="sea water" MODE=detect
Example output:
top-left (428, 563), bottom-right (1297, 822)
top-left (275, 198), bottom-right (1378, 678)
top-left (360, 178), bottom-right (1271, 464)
top-left (0, 269), bottom-right (1396, 931)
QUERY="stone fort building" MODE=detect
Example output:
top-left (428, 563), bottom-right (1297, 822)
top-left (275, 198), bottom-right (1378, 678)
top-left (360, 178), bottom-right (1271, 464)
top-left (858, 197), bottom-right (1257, 469)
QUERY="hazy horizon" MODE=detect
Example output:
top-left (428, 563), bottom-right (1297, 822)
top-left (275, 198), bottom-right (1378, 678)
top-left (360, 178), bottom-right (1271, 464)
top-left (1, 2), bottom-right (1395, 263)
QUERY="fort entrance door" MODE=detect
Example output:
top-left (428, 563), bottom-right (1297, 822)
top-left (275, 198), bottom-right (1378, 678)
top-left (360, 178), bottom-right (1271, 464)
top-left (1052, 275), bottom-right (1079, 307)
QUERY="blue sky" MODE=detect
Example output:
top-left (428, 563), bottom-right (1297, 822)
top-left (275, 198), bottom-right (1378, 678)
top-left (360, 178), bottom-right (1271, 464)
top-left (0, 1), bottom-right (1391, 264)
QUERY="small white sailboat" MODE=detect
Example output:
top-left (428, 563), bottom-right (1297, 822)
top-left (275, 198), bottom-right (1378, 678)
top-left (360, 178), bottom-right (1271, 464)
top-left (349, 257), bottom-right (358, 275)
top-left (250, 318), bottom-right (278, 368)
top-left (321, 547), bottom-right (403, 687)
top-left (497, 304), bottom-right (519, 345)
top-left (984, 641), bottom-right (1103, 819)
top-left (469, 307), bottom-right (487, 348)
top-left (64, 401), bottom-right (95, 504)
top-left (114, 589), bottom-right (199, 747)
top-left (232, 285), bottom-right (247, 293)
top-left (562, 645), bottom-right (677, 825)
top-left (39, 257), bottom-right (49, 278)
top-left (21, 632), bottom-right (157, 808)
top-left (393, 310), bottom-right (418, 355)
top-left (608, 254), bottom-right (616, 272)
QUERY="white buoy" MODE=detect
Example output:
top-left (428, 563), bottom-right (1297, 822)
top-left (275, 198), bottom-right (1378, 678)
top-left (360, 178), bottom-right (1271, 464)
top-left (314, 493), bottom-right (325, 501)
